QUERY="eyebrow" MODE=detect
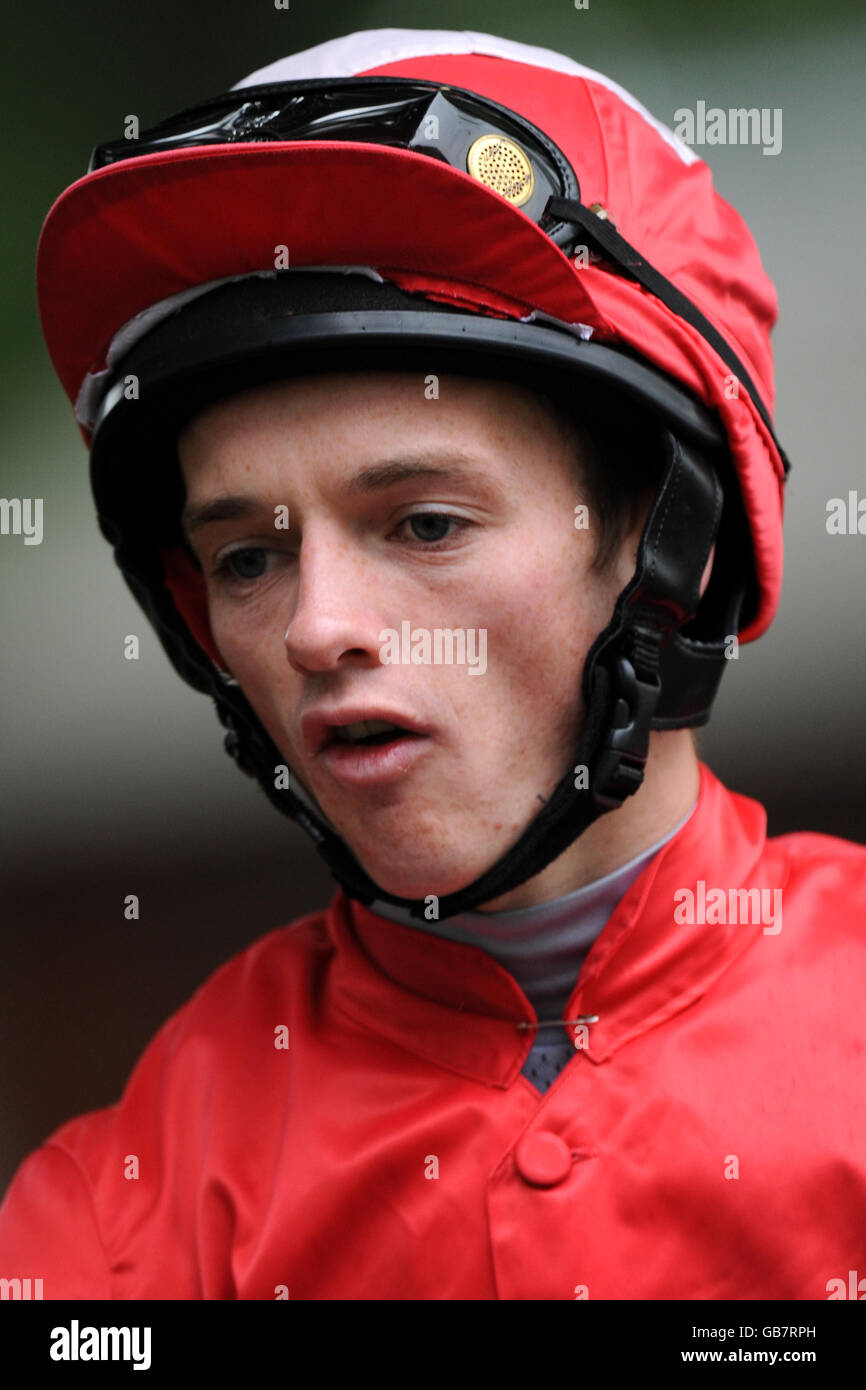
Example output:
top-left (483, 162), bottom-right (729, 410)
top-left (181, 495), bottom-right (261, 537)
top-left (181, 453), bottom-right (491, 538)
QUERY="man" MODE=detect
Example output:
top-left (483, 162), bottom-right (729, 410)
top-left (1, 28), bottom-right (864, 1300)
top-left (177, 369), bottom-right (698, 912)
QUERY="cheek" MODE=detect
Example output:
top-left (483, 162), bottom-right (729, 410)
top-left (467, 538), bottom-right (606, 727)
top-left (512, 531), bottom-right (603, 640)
top-left (208, 600), bottom-right (288, 704)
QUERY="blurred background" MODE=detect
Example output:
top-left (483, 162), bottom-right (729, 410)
top-left (2, 0), bottom-right (864, 1191)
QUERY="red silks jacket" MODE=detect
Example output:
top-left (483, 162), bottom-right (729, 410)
top-left (2, 763), bottom-right (865, 1300)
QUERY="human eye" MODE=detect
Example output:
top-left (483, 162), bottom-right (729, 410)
top-left (211, 545), bottom-right (279, 585)
top-left (393, 510), bottom-right (473, 548)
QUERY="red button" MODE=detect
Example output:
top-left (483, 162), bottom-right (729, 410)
top-left (515, 1131), bottom-right (574, 1187)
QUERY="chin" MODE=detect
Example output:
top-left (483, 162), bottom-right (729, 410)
top-left (355, 851), bottom-right (492, 906)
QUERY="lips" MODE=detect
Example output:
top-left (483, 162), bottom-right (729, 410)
top-left (301, 706), bottom-right (433, 758)
top-left (317, 728), bottom-right (433, 787)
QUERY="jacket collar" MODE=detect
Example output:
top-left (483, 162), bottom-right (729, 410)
top-left (326, 763), bottom-right (774, 1087)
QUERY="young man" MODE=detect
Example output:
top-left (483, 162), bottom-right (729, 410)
top-left (2, 28), bottom-right (864, 1301)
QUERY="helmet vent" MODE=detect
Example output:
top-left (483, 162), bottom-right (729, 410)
top-left (466, 134), bottom-right (534, 206)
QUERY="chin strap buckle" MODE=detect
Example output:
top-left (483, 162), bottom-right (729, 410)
top-left (591, 654), bottom-right (662, 809)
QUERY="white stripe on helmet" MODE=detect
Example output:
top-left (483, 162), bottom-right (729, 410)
top-left (232, 27), bottom-right (699, 167)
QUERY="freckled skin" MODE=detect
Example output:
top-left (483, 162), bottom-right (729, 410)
top-left (179, 371), bottom-right (704, 909)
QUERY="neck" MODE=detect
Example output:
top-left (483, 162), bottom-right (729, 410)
top-left (477, 728), bottom-right (700, 913)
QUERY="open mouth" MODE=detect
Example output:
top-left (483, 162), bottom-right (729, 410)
top-left (329, 719), bottom-right (421, 748)
top-left (315, 717), bottom-right (433, 785)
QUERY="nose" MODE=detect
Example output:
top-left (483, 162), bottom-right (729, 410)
top-left (282, 526), bottom-right (387, 676)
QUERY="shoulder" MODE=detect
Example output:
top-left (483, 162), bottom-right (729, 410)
top-left (767, 825), bottom-right (866, 889)
top-left (758, 826), bottom-right (866, 960)
top-left (4, 899), bottom-right (336, 1201)
top-left (164, 900), bottom-right (335, 1037)
top-left (0, 898), bottom-right (339, 1295)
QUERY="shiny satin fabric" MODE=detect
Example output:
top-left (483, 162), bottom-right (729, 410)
top-left (1, 762), bottom-right (864, 1299)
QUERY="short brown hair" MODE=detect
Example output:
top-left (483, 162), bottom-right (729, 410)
top-left (533, 384), bottom-right (662, 571)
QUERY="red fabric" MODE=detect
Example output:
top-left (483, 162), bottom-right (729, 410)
top-left (161, 545), bottom-right (224, 670)
top-left (37, 142), bottom-right (601, 404)
top-left (2, 763), bottom-right (864, 1300)
top-left (35, 48), bottom-right (786, 643)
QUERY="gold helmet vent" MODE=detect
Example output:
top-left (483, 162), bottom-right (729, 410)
top-left (466, 134), bottom-right (534, 207)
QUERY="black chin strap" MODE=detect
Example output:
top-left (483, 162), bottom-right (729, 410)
top-left (218, 428), bottom-right (723, 921)
top-left (544, 195), bottom-right (791, 480)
